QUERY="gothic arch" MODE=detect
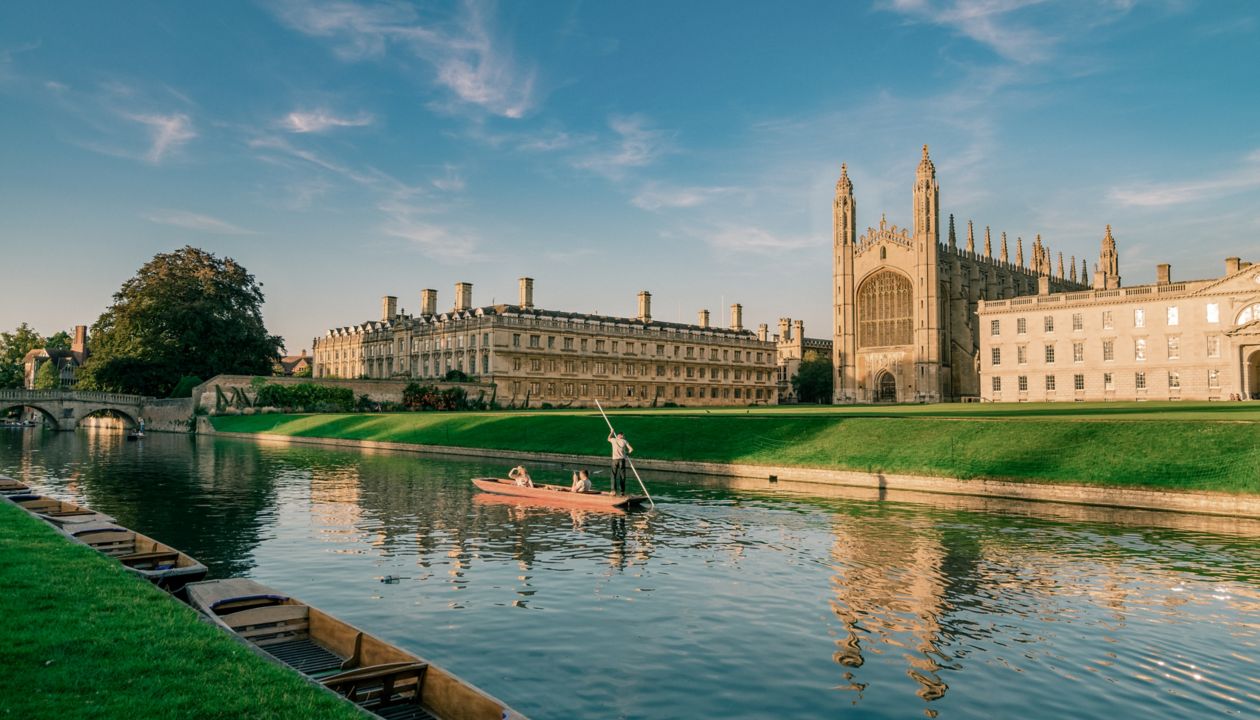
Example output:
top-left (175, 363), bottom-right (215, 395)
top-left (875, 370), bottom-right (897, 402)
top-left (857, 269), bottom-right (914, 348)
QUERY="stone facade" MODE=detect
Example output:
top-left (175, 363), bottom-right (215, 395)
top-left (980, 255), bottom-right (1260, 401)
top-left (833, 147), bottom-right (1087, 403)
top-left (23, 325), bottom-right (89, 389)
top-left (313, 280), bottom-right (779, 407)
top-left (774, 318), bottom-right (833, 403)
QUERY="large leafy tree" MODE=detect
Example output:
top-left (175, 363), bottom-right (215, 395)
top-left (0, 323), bottom-right (51, 389)
top-left (81, 246), bottom-right (283, 396)
top-left (791, 351), bottom-right (834, 404)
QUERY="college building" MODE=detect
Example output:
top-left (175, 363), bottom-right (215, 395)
top-left (312, 279), bottom-right (780, 407)
top-left (979, 252), bottom-right (1260, 402)
top-left (832, 146), bottom-right (1086, 403)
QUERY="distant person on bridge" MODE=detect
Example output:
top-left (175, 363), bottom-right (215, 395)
top-left (608, 432), bottom-right (633, 495)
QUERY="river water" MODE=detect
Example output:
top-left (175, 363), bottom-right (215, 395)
top-left (3, 428), bottom-right (1259, 719)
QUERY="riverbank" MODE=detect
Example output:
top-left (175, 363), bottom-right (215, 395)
top-left (0, 502), bottom-right (365, 720)
top-left (209, 402), bottom-right (1260, 496)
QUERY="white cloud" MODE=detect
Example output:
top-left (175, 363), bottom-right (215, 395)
top-left (282, 109), bottom-right (374, 133)
top-left (881, 0), bottom-right (1058, 63)
top-left (574, 115), bottom-right (670, 180)
top-left (632, 183), bottom-right (734, 211)
top-left (125, 112), bottom-right (196, 163)
top-left (704, 225), bottom-right (821, 255)
top-left (271, 0), bottom-right (536, 118)
top-left (143, 210), bottom-right (256, 235)
top-left (1108, 150), bottom-right (1260, 207)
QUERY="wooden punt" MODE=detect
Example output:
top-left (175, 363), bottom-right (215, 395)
top-left (62, 521), bottom-right (207, 592)
top-left (0, 476), bottom-right (31, 494)
top-left (6, 493), bottom-right (116, 525)
top-left (472, 477), bottom-right (647, 510)
top-left (186, 578), bottom-right (528, 720)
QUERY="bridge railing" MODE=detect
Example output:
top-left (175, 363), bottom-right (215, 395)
top-left (0, 389), bottom-right (147, 404)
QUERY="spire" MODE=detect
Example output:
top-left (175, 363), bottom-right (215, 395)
top-left (966, 220), bottom-right (975, 252)
top-left (835, 162), bottom-right (852, 197)
top-left (916, 144), bottom-right (935, 178)
top-left (1081, 257), bottom-right (1088, 283)
top-left (1098, 224), bottom-right (1120, 288)
top-left (983, 226), bottom-right (992, 258)
top-left (948, 213), bottom-right (956, 248)
top-left (1069, 255), bottom-right (1078, 283)
top-left (1057, 251), bottom-right (1065, 279)
top-left (1016, 236), bottom-right (1025, 268)
top-left (999, 232), bottom-right (1008, 263)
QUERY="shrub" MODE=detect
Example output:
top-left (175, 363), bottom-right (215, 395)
top-left (253, 383), bottom-right (354, 412)
top-left (169, 375), bottom-right (204, 398)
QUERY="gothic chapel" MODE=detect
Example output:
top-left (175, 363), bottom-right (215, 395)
top-left (833, 146), bottom-right (1085, 402)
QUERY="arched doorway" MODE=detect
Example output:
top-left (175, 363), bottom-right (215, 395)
top-left (876, 371), bottom-right (897, 402)
top-left (1247, 349), bottom-right (1260, 400)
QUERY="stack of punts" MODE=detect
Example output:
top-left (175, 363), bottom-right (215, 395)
top-left (0, 475), bottom-right (31, 494)
top-left (61, 521), bottom-right (207, 592)
top-left (186, 578), bottom-right (528, 720)
top-left (473, 477), bottom-right (648, 510)
top-left (7, 493), bottom-right (115, 525)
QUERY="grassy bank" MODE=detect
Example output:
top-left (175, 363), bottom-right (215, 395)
top-left (211, 402), bottom-right (1260, 493)
top-left (0, 502), bottom-right (365, 720)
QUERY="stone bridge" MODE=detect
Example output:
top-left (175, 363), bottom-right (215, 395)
top-left (0, 389), bottom-right (192, 431)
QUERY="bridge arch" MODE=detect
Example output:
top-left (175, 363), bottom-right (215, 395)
top-left (80, 407), bottom-right (140, 429)
top-left (0, 403), bottom-right (61, 430)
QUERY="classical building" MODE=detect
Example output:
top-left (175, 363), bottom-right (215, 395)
top-left (833, 147), bottom-right (1087, 403)
top-left (774, 318), bottom-right (833, 403)
top-left (980, 252), bottom-right (1260, 402)
top-left (312, 280), bottom-right (779, 407)
top-left (23, 325), bottom-right (89, 389)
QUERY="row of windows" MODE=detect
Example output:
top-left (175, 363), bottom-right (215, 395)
top-left (990, 303), bottom-right (1229, 337)
top-left (991, 370), bottom-right (1218, 392)
top-left (509, 334), bottom-right (767, 363)
top-left (991, 336), bottom-right (1222, 366)
top-left (508, 357), bottom-right (768, 381)
top-left (508, 381), bottom-right (768, 401)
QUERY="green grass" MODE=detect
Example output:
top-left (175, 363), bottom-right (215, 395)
top-left (212, 402), bottom-right (1260, 494)
top-left (0, 502), bottom-right (366, 720)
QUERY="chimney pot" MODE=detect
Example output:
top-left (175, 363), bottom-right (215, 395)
top-left (381, 295), bottom-right (398, 321)
top-left (454, 282), bottom-right (473, 312)
top-left (1226, 257), bottom-right (1241, 275)
top-left (519, 277), bottom-right (534, 308)
top-left (420, 289), bottom-right (437, 316)
top-left (730, 303), bottom-right (743, 332)
top-left (637, 291), bottom-right (652, 323)
top-left (698, 309), bottom-right (710, 328)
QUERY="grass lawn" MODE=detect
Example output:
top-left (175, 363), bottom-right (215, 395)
top-left (0, 502), bottom-right (366, 720)
top-left (211, 402), bottom-right (1260, 494)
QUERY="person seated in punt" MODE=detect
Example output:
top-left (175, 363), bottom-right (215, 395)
top-left (508, 465), bottom-right (533, 487)
top-left (571, 469), bottom-right (592, 493)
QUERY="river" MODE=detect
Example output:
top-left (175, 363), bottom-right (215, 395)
top-left (3, 428), bottom-right (1258, 719)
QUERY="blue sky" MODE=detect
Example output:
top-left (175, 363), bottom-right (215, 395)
top-left (2, 1), bottom-right (1258, 353)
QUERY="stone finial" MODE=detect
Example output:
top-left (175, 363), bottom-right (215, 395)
top-left (966, 220), bottom-right (975, 252)
top-left (1057, 251), bottom-right (1065, 279)
top-left (880, 212), bottom-right (887, 230)
top-left (1081, 258), bottom-right (1088, 281)
top-left (1016, 236), bottom-right (1025, 268)
top-left (948, 213), bottom-right (957, 248)
top-left (916, 144), bottom-right (935, 177)
top-left (999, 232), bottom-right (1009, 263)
top-left (1070, 255), bottom-right (1078, 283)
top-left (983, 226), bottom-right (992, 258)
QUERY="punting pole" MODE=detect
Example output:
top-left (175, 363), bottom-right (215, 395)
top-left (594, 400), bottom-right (655, 509)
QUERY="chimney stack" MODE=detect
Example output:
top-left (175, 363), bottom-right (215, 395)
top-left (793, 319), bottom-right (803, 340)
top-left (519, 277), bottom-right (534, 308)
top-left (381, 295), bottom-right (398, 321)
top-left (637, 291), bottom-right (652, 323)
top-left (454, 282), bottom-right (472, 312)
top-left (698, 309), bottom-right (710, 328)
top-left (1156, 263), bottom-right (1171, 285)
top-left (730, 303), bottom-right (743, 332)
top-left (420, 289), bottom-right (437, 316)
top-left (71, 325), bottom-right (87, 358)
top-left (1226, 257), bottom-right (1241, 275)
top-left (757, 323), bottom-right (768, 342)
top-left (778, 317), bottom-right (791, 341)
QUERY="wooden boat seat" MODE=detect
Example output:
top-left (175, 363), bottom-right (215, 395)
top-left (76, 531), bottom-right (138, 556)
top-left (118, 550), bottom-right (182, 570)
top-left (223, 604), bottom-right (312, 646)
top-left (323, 661), bottom-right (428, 713)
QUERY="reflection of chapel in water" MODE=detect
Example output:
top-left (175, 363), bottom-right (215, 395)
top-left (832, 147), bottom-right (1085, 402)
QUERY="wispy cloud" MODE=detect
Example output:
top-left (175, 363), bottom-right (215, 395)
top-left (125, 112), bottom-right (196, 163)
top-left (632, 183), bottom-right (735, 211)
top-left (1108, 150), bottom-right (1260, 207)
top-left (880, 0), bottom-right (1058, 63)
top-left (378, 193), bottom-right (479, 261)
top-left (703, 225), bottom-right (820, 255)
top-left (431, 164), bottom-right (465, 192)
top-left (574, 115), bottom-right (671, 181)
top-left (143, 209), bottom-right (256, 235)
top-left (270, 0), bottom-right (537, 118)
top-left (281, 108), bottom-right (374, 133)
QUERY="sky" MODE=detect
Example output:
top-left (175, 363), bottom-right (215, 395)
top-left (2, 1), bottom-right (1258, 354)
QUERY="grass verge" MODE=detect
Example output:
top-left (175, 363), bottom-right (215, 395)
top-left (212, 404), bottom-right (1260, 494)
top-left (0, 502), bottom-right (365, 720)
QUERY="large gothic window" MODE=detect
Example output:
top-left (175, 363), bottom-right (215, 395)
top-left (858, 270), bottom-right (913, 347)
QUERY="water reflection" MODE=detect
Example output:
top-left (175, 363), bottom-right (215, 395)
top-left (4, 429), bottom-right (1260, 719)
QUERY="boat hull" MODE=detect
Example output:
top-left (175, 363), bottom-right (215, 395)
top-left (61, 521), bottom-right (208, 593)
top-left (472, 477), bottom-right (647, 509)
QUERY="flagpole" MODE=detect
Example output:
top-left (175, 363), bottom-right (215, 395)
top-left (594, 400), bottom-right (654, 509)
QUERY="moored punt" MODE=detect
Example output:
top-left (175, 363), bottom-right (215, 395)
top-left (6, 493), bottom-right (116, 525)
top-left (186, 578), bottom-right (528, 720)
top-left (62, 522), bottom-right (208, 592)
top-left (472, 477), bottom-right (648, 510)
top-left (0, 476), bottom-right (30, 494)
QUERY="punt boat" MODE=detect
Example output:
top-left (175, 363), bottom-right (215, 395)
top-left (62, 521), bottom-right (208, 592)
top-left (7, 493), bottom-right (115, 525)
top-left (472, 477), bottom-right (648, 510)
top-left (186, 578), bottom-right (528, 720)
top-left (0, 476), bottom-right (30, 494)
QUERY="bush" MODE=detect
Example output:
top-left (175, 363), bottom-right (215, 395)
top-left (253, 383), bottom-right (354, 412)
top-left (402, 382), bottom-right (474, 411)
top-left (169, 375), bottom-right (204, 398)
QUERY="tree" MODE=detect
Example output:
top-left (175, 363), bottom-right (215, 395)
top-left (0, 323), bottom-right (48, 389)
top-left (44, 331), bottom-right (72, 352)
top-left (81, 246), bottom-right (283, 396)
top-left (33, 360), bottom-right (59, 389)
top-left (791, 351), bottom-right (834, 404)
